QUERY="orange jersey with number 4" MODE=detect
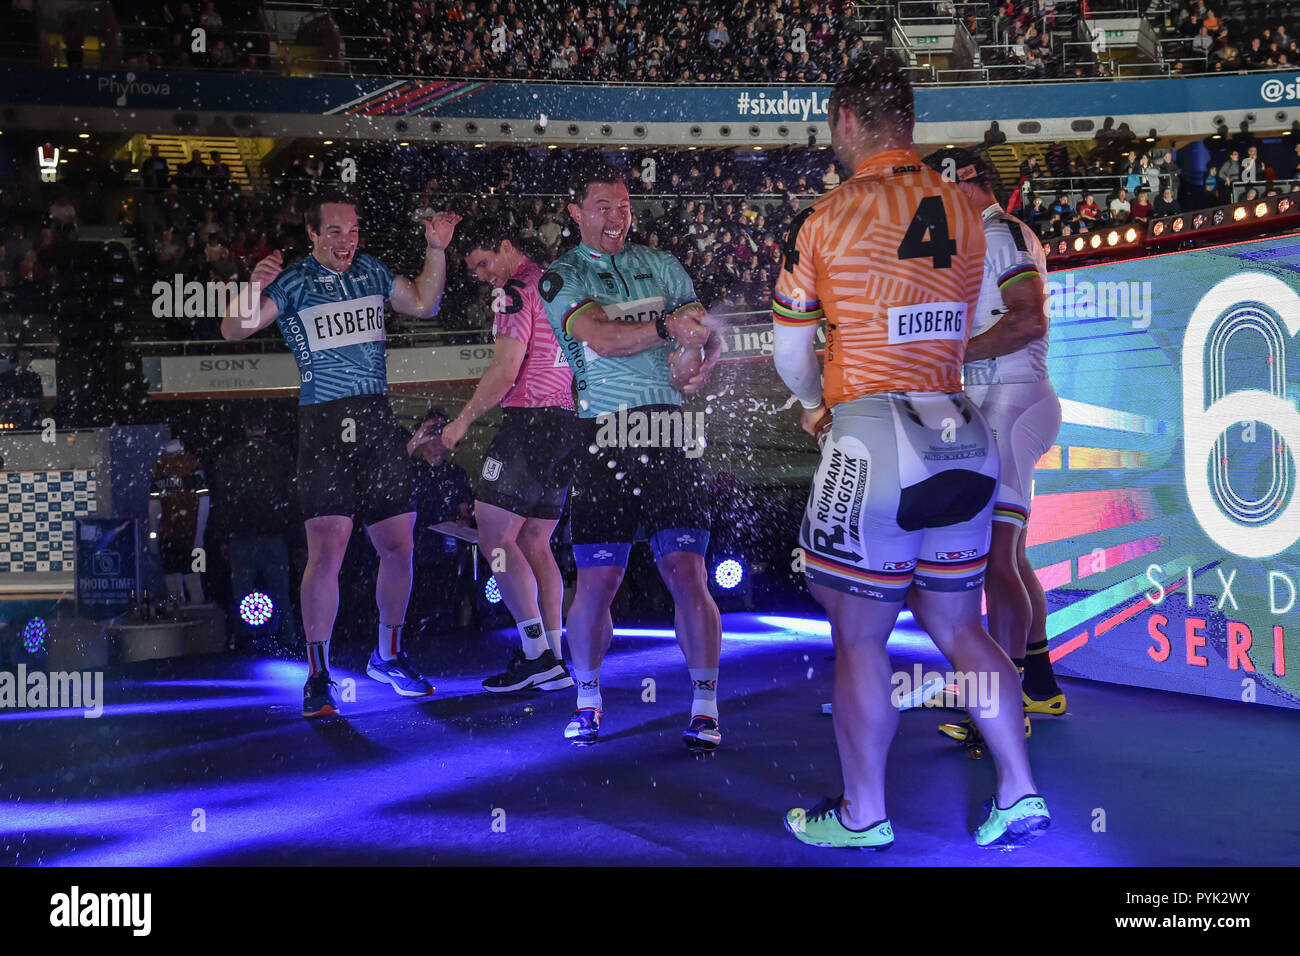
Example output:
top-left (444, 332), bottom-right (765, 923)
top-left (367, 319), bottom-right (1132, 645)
top-left (772, 148), bottom-right (987, 407)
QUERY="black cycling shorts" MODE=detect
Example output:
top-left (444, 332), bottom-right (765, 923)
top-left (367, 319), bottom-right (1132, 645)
top-left (569, 405), bottom-right (711, 567)
top-left (475, 406), bottom-right (583, 520)
top-left (297, 395), bottom-right (413, 525)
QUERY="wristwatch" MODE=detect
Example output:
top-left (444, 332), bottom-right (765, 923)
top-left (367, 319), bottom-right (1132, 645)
top-left (655, 313), bottom-right (672, 341)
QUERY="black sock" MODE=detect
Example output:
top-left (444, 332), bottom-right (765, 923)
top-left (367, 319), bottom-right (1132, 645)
top-left (1021, 639), bottom-right (1060, 697)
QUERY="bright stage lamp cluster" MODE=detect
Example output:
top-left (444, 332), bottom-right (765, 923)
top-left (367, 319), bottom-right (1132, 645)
top-left (714, 559), bottom-right (744, 590)
top-left (23, 618), bottom-right (48, 654)
top-left (239, 592), bottom-right (274, 627)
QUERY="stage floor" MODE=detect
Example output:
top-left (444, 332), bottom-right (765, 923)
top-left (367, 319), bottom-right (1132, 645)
top-left (2, 612), bottom-right (1295, 866)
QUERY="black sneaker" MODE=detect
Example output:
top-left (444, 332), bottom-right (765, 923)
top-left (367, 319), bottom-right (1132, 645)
top-left (366, 650), bottom-right (435, 698)
top-left (303, 670), bottom-right (341, 718)
top-left (481, 648), bottom-right (568, 693)
top-left (536, 658), bottom-right (574, 691)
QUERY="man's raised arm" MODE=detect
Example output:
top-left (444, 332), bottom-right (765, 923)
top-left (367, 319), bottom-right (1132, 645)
top-left (221, 251), bottom-right (282, 341)
top-left (388, 212), bottom-right (462, 318)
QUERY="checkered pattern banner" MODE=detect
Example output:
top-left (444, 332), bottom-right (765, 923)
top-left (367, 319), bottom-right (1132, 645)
top-left (0, 470), bottom-right (97, 573)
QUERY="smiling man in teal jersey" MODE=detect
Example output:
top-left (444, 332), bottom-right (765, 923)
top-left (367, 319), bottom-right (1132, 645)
top-left (539, 158), bottom-right (725, 752)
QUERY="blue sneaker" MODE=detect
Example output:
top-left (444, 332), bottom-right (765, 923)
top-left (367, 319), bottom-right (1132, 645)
top-left (564, 707), bottom-right (601, 745)
top-left (366, 650), bottom-right (435, 698)
top-left (303, 671), bottom-right (340, 719)
top-left (683, 715), bottom-right (722, 752)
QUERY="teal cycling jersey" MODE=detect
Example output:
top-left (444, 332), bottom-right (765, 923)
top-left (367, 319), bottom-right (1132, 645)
top-left (538, 241), bottom-right (703, 418)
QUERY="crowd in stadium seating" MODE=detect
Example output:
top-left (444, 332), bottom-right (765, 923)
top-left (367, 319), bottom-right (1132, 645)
top-left (1165, 0), bottom-right (1298, 73)
top-left (1008, 138), bottom-right (1300, 239)
top-left (112, 0), bottom-right (273, 72)
top-left (337, 0), bottom-right (869, 84)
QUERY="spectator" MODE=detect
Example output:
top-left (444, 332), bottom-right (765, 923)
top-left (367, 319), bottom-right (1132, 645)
top-left (1192, 25), bottom-right (1213, 56)
top-left (1109, 187), bottom-right (1132, 222)
top-left (1204, 165), bottom-right (1222, 203)
top-left (1140, 154), bottom-right (1160, 194)
top-left (537, 211), bottom-right (563, 252)
top-left (1221, 149), bottom-right (1242, 184)
top-left (211, 40), bottom-right (234, 67)
top-left (208, 150), bottom-right (233, 192)
top-left (199, 0), bottom-right (223, 32)
top-left (141, 145), bottom-right (171, 191)
top-left (1158, 150), bottom-right (1181, 196)
top-left (706, 20), bottom-right (729, 50)
top-left (156, 227), bottom-right (183, 267)
top-left (1050, 192), bottom-right (1074, 221)
top-left (1154, 186), bottom-right (1181, 216)
top-left (1131, 189), bottom-right (1154, 222)
top-left (197, 208), bottom-right (223, 242)
top-left (1025, 195), bottom-right (1048, 226)
top-left (177, 150), bottom-right (209, 192)
top-left (1240, 147), bottom-right (1260, 187)
top-left (822, 163), bottom-right (841, 190)
top-left (48, 193), bottom-right (77, 237)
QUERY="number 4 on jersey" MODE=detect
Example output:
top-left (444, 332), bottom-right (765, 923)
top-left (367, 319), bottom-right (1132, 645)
top-left (897, 196), bottom-right (957, 269)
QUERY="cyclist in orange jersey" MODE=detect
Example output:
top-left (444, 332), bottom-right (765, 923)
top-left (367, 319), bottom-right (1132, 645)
top-left (773, 56), bottom-right (1049, 850)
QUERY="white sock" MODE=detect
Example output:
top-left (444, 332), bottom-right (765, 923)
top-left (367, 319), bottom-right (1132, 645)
top-left (689, 667), bottom-right (719, 720)
top-left (573, 666), bottom-right (602, 711)
top-left (545, 628), bottom-right (563, 661)
top-left (517, 617), bottom-right (548, 660)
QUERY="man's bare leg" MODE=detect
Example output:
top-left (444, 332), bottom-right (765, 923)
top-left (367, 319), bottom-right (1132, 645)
top-left (909, 585), bottom-right (1038, 807)
top-left (809, 580), bottom-right (902, 828)
top-left (984, 521), bottom-right (1032, 659)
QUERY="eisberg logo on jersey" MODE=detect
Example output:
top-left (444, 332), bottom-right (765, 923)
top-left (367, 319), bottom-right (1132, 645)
top-left (605, 296), bottom-right (667, 325)
top-left (887, 301), bottom-right (967, 344)
top-left (300, 294), bottom-right (387, 352)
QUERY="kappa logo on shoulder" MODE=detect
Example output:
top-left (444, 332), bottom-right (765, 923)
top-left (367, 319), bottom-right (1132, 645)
top-left (482, 457), bottom-right (503, 481)
top-left (593, 549), bottom-right (614, 560)
top-left (676, 533), bottom-right (696, 545)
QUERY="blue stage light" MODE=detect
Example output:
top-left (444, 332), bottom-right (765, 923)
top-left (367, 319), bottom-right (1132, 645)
top-left (239, 592), bottom-right (274, 627)
top-left (714, 558), bottom-right (744, 589)
top-left (23, 618), bottom-right (47, 654)
top-left (485, 576), bottom-right (502, 604)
